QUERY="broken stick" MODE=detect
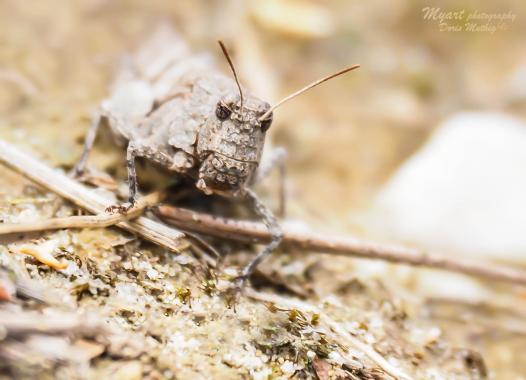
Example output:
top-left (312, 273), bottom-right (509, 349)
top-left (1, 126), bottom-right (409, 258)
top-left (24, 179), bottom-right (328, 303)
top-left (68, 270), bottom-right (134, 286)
top-left (2, 139), bottom-right (525, 287)
top-left (0, 192), bottom-right (163, 235)
top-left (156, 205), bottom-right (526, 287)
top-left (0, 140), bottom-right (186, 253)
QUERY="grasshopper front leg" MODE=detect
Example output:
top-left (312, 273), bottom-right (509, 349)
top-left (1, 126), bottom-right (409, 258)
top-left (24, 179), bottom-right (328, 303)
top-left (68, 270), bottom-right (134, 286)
top-left (253, 146), bottom-right (287, 217)
top-left (125, 141), bottom-right (140, 206)
top-left (113, 140), bottom-right (183, 213)
top-left (104, 141), bottom-right (140, 214)
top-left (72, 113), bottom-right (103, 176)
top-left (74, 107), bottom-right (145, 213)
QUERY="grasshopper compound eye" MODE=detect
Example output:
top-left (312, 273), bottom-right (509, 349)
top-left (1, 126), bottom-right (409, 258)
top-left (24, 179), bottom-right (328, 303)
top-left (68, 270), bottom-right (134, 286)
top-left (260, 113), bottom-right (273, 132)
top-left (217, 41), bottom-right (360, 126)
top-left (216, 101), bottom-right (232, 120)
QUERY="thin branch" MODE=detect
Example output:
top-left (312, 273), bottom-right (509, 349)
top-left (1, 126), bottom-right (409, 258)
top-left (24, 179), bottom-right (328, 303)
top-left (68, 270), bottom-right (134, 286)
top-left (0, 192), bottom-right (162, 235)
top-left (156, 205), bottom-right (526, 287)
top-left (247, 290), bottom-right (413, 380)
top-left (0, 140), bottom-right (187, 253)
top-left (0, 309), bottom-right (104, 337)
top-left (3, 139), bottom-right (525, 287)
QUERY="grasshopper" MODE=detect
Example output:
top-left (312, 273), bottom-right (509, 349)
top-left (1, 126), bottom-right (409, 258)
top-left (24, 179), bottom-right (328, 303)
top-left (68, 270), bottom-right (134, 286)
top-left (73, 26), bottom-right (359, 287)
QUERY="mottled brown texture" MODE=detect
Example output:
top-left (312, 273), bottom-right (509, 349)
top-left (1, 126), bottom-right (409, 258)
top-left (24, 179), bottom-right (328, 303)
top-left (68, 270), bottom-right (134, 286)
top-left (73, 25), bottom-right (281, 282)
top-left (75, 25), bottom-right (273, 198)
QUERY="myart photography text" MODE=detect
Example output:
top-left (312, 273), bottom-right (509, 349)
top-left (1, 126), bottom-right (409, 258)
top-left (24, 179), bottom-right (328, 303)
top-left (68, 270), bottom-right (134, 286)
top-left (422, 6), bottom-right (516, 33)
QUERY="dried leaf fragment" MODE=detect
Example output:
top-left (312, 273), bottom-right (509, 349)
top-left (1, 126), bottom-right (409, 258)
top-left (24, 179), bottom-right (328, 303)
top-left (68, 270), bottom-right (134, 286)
top-left (0, 280), bottom-right (15, 302)
top-left (12, 239), bottom-right (68, 270)
top-left (73, 339), bottom-right (106, 360)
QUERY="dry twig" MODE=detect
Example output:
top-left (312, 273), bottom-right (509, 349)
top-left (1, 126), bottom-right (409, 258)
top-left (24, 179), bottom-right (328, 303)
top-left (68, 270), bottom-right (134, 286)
top-left (0, 309), bottom-right (104, 337)
top-left (0, 140), bottom-right (187, 253)
top-left (156, 205), bottom-right (526, 286)
top-left (2, 139), bottom-right (525, 287)
top-left (0, 192), bottom-right (162, 235)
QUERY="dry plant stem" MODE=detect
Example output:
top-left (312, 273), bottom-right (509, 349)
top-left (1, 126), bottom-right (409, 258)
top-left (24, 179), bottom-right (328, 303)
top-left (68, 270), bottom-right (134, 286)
top-left (247, 290), bottom-right (413, 380)
top-left (157, 205), bottom-right (526, 286)
top-left (0, 309), bottom-right (103, 337)
top-left (0, 192), bottom-right (161, 235)
top-left (0, 140), bottom-right (186, 253)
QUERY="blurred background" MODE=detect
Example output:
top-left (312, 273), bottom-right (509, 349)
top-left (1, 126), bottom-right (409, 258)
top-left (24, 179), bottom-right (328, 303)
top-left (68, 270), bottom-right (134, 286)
top-left (1, 0), bottom-right (526, 377)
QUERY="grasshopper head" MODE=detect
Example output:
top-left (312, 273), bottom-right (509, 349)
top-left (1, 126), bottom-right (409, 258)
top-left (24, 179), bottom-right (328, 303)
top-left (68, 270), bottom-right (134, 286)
top-left (194, 41), bottom-right (359, 196)
top-left (196, 93), bottom-right (272, 195)
top-left (214, 93), bottom-right (273, 133)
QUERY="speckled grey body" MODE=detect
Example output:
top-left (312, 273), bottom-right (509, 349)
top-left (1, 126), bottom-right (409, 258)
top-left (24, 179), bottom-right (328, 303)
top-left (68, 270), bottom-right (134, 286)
top-left (97, 45), bottom-right (272, 198)
top-left (74, 25), bottom-right (282, 286)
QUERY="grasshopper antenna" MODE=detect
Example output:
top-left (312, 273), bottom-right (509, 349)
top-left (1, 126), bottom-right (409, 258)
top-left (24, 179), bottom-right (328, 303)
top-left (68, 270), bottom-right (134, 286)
top-left (218, 40), bottom-right (244, 112)
top-left (259, 64), bottom-right (360, 121)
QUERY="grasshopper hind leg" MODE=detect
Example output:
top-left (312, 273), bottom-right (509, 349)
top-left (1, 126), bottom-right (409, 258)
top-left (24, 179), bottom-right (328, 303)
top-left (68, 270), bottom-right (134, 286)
top-left (253, 146), bottom-right (287, 218)
top-left (235, 188), bottom-right (284, 288)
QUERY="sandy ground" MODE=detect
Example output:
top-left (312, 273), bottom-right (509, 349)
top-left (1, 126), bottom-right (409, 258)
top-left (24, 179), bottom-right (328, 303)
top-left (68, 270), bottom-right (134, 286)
top-left (1, 1), bottom-right (526, 379)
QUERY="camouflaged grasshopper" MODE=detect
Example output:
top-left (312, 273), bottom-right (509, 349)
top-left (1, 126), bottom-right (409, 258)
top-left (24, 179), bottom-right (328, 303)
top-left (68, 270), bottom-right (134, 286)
top-left (73, 26), bottom-right (359, 286)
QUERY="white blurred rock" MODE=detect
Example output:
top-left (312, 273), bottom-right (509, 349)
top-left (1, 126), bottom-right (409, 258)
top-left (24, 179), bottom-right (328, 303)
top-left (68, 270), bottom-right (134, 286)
top-left (505, 61), bottom-right (526, 104)
top-left (366, 112), bottom-right (526, 262)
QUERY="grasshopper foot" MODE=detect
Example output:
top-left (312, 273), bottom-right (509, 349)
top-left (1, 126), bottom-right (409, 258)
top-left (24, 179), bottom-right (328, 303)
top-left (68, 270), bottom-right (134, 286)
top-left (71, 165), bottom-right (84, 179)
top-left (69, 161), bottom-right (90, 180)
top-left (105, 200), bottom-right (135, 214)
top-left (223, 275), bottom-right (250, 308)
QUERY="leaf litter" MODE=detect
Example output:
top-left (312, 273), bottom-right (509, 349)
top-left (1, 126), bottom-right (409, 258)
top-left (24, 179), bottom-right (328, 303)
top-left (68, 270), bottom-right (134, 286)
top-left (2, 0), bottom-right (523, 378)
